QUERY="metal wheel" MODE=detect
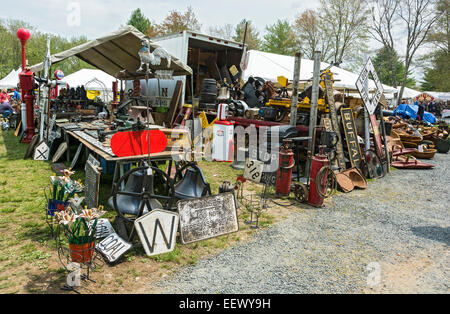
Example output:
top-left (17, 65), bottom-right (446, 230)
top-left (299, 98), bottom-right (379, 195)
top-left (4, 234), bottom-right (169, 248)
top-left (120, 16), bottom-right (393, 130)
top-left (362, 150), bottom-right (385, 179)
top-left (112, 165), bottom-right (175, 224)
top-left (291, 183), bottom-right (309, 203)
top-left (316, 166), bottom-right (337, 199)
top-left (274, 109), bottom-right (288, 122)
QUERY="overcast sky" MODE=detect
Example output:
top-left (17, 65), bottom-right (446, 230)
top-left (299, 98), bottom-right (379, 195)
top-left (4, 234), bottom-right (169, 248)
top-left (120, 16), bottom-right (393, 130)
top-left (1, 0), bottom-right (319, 39)
top-left (2, 0), bottom-right (429, 81)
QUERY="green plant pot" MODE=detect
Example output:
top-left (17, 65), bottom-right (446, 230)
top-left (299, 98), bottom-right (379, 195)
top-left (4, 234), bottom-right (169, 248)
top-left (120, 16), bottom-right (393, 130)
top-left (434, 138), bottom-right (450, 154)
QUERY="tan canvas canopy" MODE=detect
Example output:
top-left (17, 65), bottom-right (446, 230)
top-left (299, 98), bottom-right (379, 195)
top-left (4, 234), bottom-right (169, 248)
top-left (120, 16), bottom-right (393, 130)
top-left (30, 26), bottom-right (192, 79)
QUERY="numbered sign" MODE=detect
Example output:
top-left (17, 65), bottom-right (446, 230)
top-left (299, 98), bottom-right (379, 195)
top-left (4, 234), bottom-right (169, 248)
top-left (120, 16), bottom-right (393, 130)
top-left (96, 233), bottom-right (132, 264)
top-left (134, 210), bottom-right (179, 257)
top-left (244, 158), bottom-right (264, 183)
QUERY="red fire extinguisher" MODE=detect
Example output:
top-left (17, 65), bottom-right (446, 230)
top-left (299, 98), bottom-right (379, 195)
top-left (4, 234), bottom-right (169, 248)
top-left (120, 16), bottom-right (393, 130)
top-left (308, 154), bottom-right (330, 207)
top-left (276, 141), bottom-right (295, 196)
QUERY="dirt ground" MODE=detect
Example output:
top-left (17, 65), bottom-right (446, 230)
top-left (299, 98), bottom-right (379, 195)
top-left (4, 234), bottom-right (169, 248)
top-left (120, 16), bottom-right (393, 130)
top-left (0, 128), bottom-right (301, 294)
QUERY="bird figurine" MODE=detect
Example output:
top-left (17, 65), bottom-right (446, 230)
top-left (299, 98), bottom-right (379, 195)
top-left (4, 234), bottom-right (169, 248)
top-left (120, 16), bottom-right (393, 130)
top-left (137, 37), bottom-right (172, 73)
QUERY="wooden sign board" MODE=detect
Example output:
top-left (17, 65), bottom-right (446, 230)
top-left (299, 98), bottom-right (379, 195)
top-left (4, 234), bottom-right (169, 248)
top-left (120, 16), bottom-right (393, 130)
top-left (73, 131), bottom-right (115, 157)
top-left (52, 142), bottom-right (68, 163)
top-left (70, 143), bottom-right (83, 170)
top-left (244, 158), bottom-right (264, 183)
top-left (341, 108), bottom-right (364, 169)
top-left (96, 233), bottom-right (132, 264)
top-left (85, 160), bottom-right (101, 209)
top-left (178, 193), bottom-right (239, 244)
top-left (134, 210), bottom-right (179, 257)
top-left (33, 141), bottom-right (50, 161)
top-left (324, 73), bottom-right (346, 171)
top-left (86, 154), bottom-right (101, 168)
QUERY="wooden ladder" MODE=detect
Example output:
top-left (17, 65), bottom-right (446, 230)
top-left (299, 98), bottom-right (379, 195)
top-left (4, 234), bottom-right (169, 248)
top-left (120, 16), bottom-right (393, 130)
top-left (172, 106), bottom-right (193, 128)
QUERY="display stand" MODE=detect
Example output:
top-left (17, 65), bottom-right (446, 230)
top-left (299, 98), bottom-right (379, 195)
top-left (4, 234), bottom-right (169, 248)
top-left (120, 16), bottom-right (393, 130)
top-left (55, 225), bottom-right (103, 294)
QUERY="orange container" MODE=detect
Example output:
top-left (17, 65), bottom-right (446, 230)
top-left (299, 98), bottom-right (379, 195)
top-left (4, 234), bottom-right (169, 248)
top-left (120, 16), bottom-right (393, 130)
top-left (69, 242), bottom-right (95, 263)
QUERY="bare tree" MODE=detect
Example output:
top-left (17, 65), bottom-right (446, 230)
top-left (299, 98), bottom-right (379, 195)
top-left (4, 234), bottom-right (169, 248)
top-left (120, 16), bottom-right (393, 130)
top-left (320, 0), bottom-right (371, 67)
top-left (397, 0), bottom-right (440, 102)
top-left (369, 0), bottom-right (401, 95)
top-left (207, 24), bottom-right (235, 40)
top-left (292, 9), bottom-right (334, 61)
top-left (156, 6), bottom-right (202, 35)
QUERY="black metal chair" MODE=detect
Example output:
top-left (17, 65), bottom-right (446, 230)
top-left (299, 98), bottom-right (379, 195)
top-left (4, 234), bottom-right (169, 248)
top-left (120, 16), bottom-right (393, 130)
top-left (173, 162), bottom-right (211, 200)
top-left (108, 164), bottom-right (175, 241)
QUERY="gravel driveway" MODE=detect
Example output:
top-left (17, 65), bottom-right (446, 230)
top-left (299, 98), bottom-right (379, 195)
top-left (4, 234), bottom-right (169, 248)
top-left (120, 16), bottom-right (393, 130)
top-left (150, 153), bottom-right (449, 294)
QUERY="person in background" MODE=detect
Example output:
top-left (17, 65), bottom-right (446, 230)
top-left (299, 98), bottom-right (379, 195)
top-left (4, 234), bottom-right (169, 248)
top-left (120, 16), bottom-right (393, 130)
top-left (0, 89), bottom-right (10, 104)
top-left (11, 88), bottom-right (21, 102)
top-left (436, 102), bottom-right (442, 117)
top-left (0, 99), bottom-right (15, 118)
top-left (417, 101), bottom-right (425, 121)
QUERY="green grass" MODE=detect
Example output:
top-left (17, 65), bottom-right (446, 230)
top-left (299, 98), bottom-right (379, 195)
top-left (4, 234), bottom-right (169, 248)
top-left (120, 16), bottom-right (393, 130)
top-left (0, 129), bottom-right (269, 293)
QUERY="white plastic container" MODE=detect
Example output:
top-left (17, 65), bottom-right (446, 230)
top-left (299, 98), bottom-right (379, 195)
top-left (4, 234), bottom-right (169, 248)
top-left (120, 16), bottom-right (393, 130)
top-left (212, 120), bottom-right (234, 162)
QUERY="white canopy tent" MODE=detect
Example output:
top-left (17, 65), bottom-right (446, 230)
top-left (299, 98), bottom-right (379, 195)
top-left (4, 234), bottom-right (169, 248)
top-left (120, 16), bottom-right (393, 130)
top-left (241, 50), bottom-right (398, 94)
top-left (423, 92), bottom-right (450, 102)
top-left (63, 69), bottom-right (116, 91)
top-left (0, 68), bottom-right (20, 89)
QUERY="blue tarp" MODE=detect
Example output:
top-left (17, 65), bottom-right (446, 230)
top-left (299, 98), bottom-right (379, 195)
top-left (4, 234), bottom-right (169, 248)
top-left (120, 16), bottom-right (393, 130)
top-left (393, 104), bottom-right (437, 124)
top-left (423, 111), bottom-right (437, 124)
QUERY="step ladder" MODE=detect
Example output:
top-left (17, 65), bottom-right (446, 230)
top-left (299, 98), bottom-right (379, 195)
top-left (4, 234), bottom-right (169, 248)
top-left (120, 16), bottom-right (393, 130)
top-left (172, 105), bottom-right (193, 128)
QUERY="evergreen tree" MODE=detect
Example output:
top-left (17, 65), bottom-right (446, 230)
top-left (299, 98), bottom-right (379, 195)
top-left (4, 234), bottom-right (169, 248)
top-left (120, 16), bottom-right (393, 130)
top-left (372, 47), bottom-right (416, 88)
top-left (127, 8), bottom-right (153, 35)
top-left (261, 19), bottom-right (298, 56)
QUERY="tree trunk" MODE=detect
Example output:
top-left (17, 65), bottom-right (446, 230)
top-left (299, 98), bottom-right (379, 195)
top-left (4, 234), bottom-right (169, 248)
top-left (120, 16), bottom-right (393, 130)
top-left (398, 59), bottom-right (411, 104)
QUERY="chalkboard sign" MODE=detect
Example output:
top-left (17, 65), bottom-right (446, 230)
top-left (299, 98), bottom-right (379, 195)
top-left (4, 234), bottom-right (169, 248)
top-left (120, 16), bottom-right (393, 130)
top-left (178, 193), bottom-right (239, 244)
top-left (260, 171), bottom-right (277, 186)
top-left (85, 160), bottom-right (101, 209)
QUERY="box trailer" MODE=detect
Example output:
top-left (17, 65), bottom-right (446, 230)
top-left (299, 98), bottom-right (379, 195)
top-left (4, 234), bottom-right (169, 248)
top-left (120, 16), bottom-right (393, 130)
top-left (125, 30), bottom-right (245, 109)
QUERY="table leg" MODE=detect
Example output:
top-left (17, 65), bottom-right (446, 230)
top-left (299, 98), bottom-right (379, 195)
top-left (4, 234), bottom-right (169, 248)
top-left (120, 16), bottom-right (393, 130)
top-left (112, 161), bottom-right (119, 194)
top-left (65, 132), bottom-right (70, 162)
top-left (119, 163), bottom-right (125, 190)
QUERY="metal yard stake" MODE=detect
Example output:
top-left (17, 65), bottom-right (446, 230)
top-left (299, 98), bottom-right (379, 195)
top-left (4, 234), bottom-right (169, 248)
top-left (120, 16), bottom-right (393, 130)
top-left (306, 51), bottom-right (322, 182)
top-left (290, 52), bottom-right (302, 127)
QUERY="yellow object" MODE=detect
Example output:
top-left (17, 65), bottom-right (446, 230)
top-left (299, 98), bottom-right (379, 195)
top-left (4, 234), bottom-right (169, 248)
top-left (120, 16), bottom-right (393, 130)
top-left (198, 111), bottom-right (217, 129)
top-left (266, 98), bottom-right (329, 113)
top-left (277, 76), bottom-right (289, 88)
top-left (86, 90), bottom-right (101, 100)
top-left (229, 65), bottom-right (239, 77)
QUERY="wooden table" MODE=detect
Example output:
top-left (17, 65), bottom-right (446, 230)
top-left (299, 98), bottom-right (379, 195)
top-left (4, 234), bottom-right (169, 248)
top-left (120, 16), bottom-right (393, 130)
top-left (57, 122), bottom-right (187, 191)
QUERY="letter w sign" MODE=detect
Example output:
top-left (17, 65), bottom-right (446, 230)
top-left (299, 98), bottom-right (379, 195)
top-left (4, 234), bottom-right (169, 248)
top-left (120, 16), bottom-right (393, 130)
top-left (134, 210), bottom-right (179, 257)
